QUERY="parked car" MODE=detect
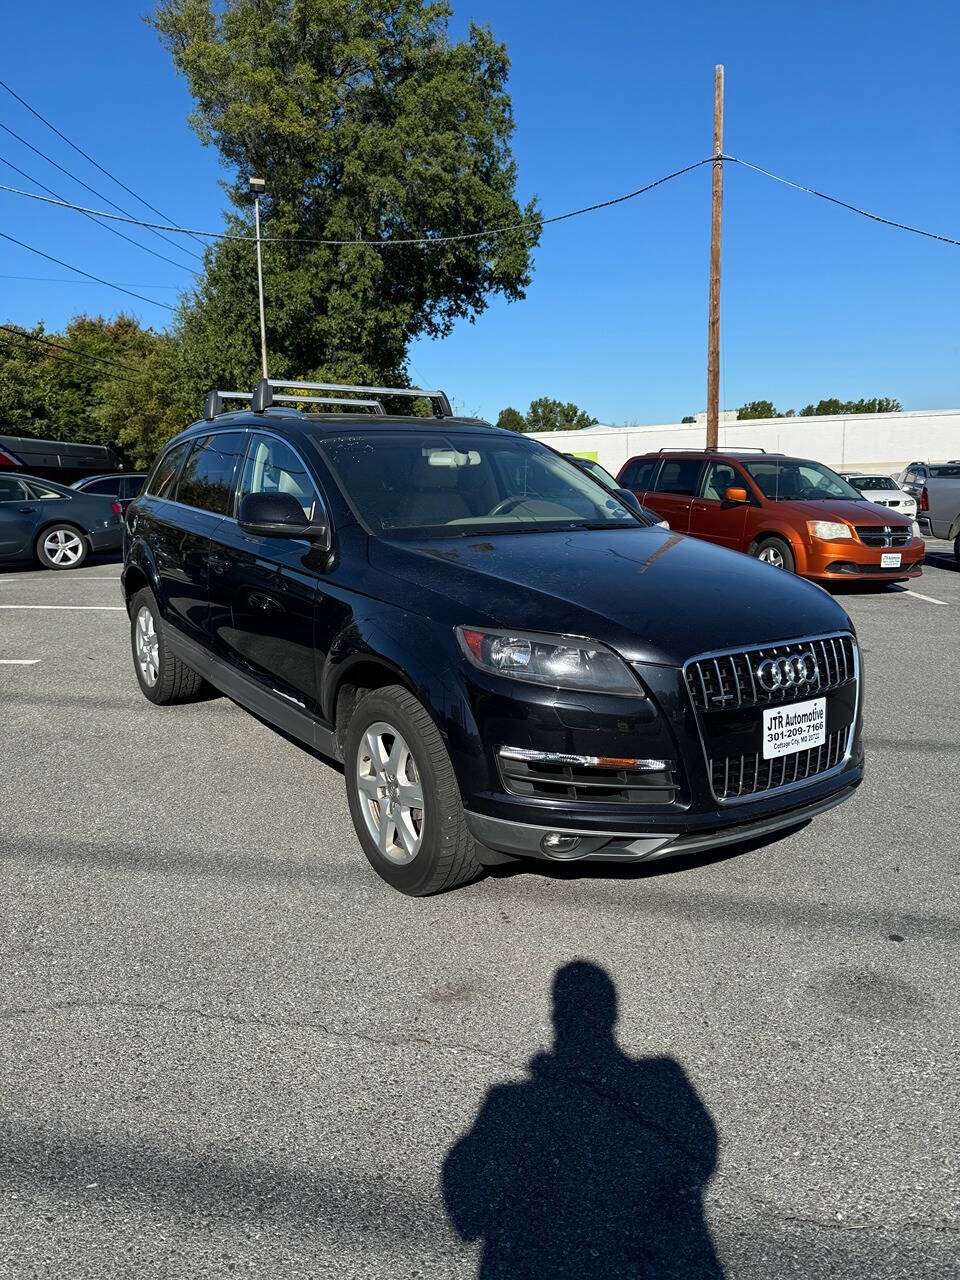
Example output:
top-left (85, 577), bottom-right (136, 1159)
top-left (562, 454), bottom-right (670, 528)
top-left (839, 472), bottom-right (917, 518)
top-left (0, 472), bottom-right (123, 569)
top-left (618, 449), bottom-right (924, 582)
top-left (122, 379), bottom-right (863, 896)
top-left (71, 471), bottom-right (147, 513)
top-left (906, 463), bottom-right (960, 562)
top-left (0, 433), bottom-right (122, 484)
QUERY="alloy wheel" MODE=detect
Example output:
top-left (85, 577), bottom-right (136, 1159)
top-left (135, 606), bottom-right (160, 687)
top-left (758, 546), bottom-right (785, 568)
top-left (355, 721), bottom-right (425, 864)
top-left (43, 528), bottom-right (85, 566)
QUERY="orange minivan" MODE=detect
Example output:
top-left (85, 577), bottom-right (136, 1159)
top-left (617, 449), bottom-right (925, 581)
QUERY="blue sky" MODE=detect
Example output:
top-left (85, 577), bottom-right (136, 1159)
top-left (1, 1), bottom-right (958, 424)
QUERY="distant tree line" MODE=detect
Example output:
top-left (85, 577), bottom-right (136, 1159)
top-left (497, 398), bottom-right (597, 433)
top-left (735, 397), bottom-right (903, 421)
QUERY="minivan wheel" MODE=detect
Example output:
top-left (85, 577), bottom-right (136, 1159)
top-left (36, 524), bottom-right (88, 570)
top-left (344, 684), bottom-right (482, 896)
top-left (753, 536), bottom-right (795, 573)
top-left (129, 587), bottom-right (206, 704)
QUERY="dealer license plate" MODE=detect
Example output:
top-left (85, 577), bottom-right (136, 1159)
top-left (881, 552), bottom-right (902, 568)
top-left (762, 697), bottom-right (827, 760)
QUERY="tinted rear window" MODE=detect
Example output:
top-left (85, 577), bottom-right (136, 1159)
top-left (621, 458), bottom-right (659, 491)
top-left (176, 432), bottom-right (246, 515)
top-left (81, 477), bottom-right (122, 496)
top-left (929, 465), bottom-right (960, 478)
top-left (653, 459), bottom-right (703, 496)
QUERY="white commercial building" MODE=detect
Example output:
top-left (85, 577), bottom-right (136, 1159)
top-left (527, 408), bottom-right (960, 476)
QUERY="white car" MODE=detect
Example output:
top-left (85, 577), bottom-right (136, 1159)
top-left (840, 472), bottom-right (918, 518)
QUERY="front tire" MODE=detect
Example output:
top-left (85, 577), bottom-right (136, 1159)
top-left (130, 587), bottom-right (206, 705)
top-left (36, 524), bottom-right (88, 570)
top-left (344, 684), bottom-right (482, 896)
top-left (753, 535), bottom-right (795, 573)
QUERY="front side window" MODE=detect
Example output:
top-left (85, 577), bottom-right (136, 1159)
top-left (238, 435), bottom-right (320, 520)
top-left (743, 459), bottom-right (862, 502)
top-left (653, 459), bottom-right (704, 496)
top-left (176, 432), bottom-right (246, 515)
top-left (147, 443), bottom-right (190, 499)
top-left (701, 462), bottom-right (740, 501)
top-left (318, 432), bottom-right (639, 536)
top-left (120, 475), bottom-right (146, 500)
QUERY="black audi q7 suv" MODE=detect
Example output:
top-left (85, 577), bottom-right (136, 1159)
top-left (122, 379), bottom-right (863, 895)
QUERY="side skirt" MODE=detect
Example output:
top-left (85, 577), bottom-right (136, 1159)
top-left (165, 626), bottom-right (340, 760)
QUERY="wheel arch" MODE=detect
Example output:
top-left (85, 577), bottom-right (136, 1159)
top-left (747, 526), bottom-right (806, 570)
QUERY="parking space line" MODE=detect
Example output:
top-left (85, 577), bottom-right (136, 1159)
top-left (0, 659), bottom-right (40, 664)
top-left (890, 586), bottom-right (949, 606)
top-left (0, 604), bottom-right (126, 611)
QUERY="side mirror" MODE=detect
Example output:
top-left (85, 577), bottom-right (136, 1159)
top-left (724, 486), bottom-right (748, 504)
top-left (614, 486), bottom-right (644, 515)
top-left (238, 491), bottom-right (329, 546)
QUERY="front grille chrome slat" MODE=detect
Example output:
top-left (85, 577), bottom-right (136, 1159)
top-left (686, 631), bottom-right (858, 803)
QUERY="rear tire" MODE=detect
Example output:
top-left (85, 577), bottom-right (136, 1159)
top-left (954, 533), bottom-right (960, 567)
top-left (753, 536), bottom-right (795, 573)
top-left (130, 587), bottom-right (206, 705)
top-left (35, 524), bottom-right (88, 570)
top-left (344, 684), bottom-right (483, 896)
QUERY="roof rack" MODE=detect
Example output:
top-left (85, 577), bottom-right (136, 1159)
top-left (706, 446), bottom-right (767, 454)
top-left (202, 377), bottom-right (453, 422)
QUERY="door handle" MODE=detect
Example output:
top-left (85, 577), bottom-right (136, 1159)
top-left (18, 506), bottom-right (37, 514)
top-left (208, 553), bottom-right (228, 573)
top-left (691, 502), bottom-right (708, 511)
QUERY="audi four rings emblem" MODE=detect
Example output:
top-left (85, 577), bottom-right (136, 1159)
top-left (755, 652), bottom-right (818, 692)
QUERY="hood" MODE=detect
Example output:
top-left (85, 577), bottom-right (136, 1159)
top-left (787, 499), bottom-right (911, 527)
top-left (370, 527), bottom-right (851, 666)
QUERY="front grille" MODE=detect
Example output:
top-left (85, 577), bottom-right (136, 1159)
top-left (685, 634), bottom-right (856, 712)
top-left (710, 727), bottom-right (847, 800)
top-left (855, 524), bottom-right (911, 547)
top-left (498, 754), bottom-right (676, 805)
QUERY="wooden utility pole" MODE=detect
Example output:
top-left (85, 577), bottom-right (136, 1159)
top-left (706, 65), bottom-right (724, 449)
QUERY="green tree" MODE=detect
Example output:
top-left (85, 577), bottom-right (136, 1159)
top-left (737, 400), bottom-right (778, 420)
top-left (523, 397), bottom-right (597, 432)
top-left (150, 0), bottom-right (541, 395)
top-left (496, 406), bottom-right (526, 433)
top-left (799, 397), bottom-right (902, 416)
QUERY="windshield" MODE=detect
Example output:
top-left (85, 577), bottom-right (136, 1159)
top-left (318, 432), bottom-right (640, 536)
top-left (743, 459), bottom-right (863, 502)
top-left (848, 475), bottom-right (898, 490)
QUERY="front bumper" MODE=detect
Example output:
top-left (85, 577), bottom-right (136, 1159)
top-left (466, 776), bottom-right (861, 862)
top-left (804, 534), bottom-right (924, 580)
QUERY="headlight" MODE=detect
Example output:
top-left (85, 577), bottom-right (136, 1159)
top-left (806, 520), bottom-right (852, 541)
top-left (456, 626), bottom-right (645, 696)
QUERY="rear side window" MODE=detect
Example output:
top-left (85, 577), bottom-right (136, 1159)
top-left (121, 475), bottom-right (145, 500)
top-left (0, 477), bottom-right (30, 501)
top-left (81, 478), bottom-right (121, 496)
top-left (621, 458), bottom-right (658, 491)
top-left (176, 432), bottom-right (246, 515)
top-left (24, 482), bottom-right (63, 500)
top-left (653, 459), bottom-right (704, 495)
top-left (147, 443), bottom-right (190, 499)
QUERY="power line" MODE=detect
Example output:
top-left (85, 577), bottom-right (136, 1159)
top-left (0, 324), bottom-right (140, 372)
top-left (0, 274), bottom-right (178, 286)
top-left (0, 76), bottom-right (209, 255)
top-left (0, 159), bottom-right (717, 247)
top-left (0, 332), bottom-right (134, 381)
top-left (0, 228), bottom-right (177, 312)
top-left (723, 154), bottom-right (960, 249)
top-left (0, 118), bottom-right (203, 267)
top-left (0, 149), bottom-right (199, 276)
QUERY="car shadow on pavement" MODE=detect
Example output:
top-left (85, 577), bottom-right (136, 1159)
top-left (442, 960), bottom-right (724, 1279)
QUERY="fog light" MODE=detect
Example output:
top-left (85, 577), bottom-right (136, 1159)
top-left (540, 832), bottom-right (582, 855)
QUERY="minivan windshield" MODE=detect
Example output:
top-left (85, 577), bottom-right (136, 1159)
top-left (742, 459), bottom-right (863, 502)
top-left (318, 432), bottom-right (640, 536)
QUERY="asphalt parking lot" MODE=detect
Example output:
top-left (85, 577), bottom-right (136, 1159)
top-left (1, 546), bottom-right (958, 1279)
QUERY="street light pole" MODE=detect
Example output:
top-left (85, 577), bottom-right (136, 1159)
top-left (249, 176), bottom-right (268, 379)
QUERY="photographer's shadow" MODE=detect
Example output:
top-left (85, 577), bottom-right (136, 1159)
top-left (443, 962), bottom-right (724, 1278)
